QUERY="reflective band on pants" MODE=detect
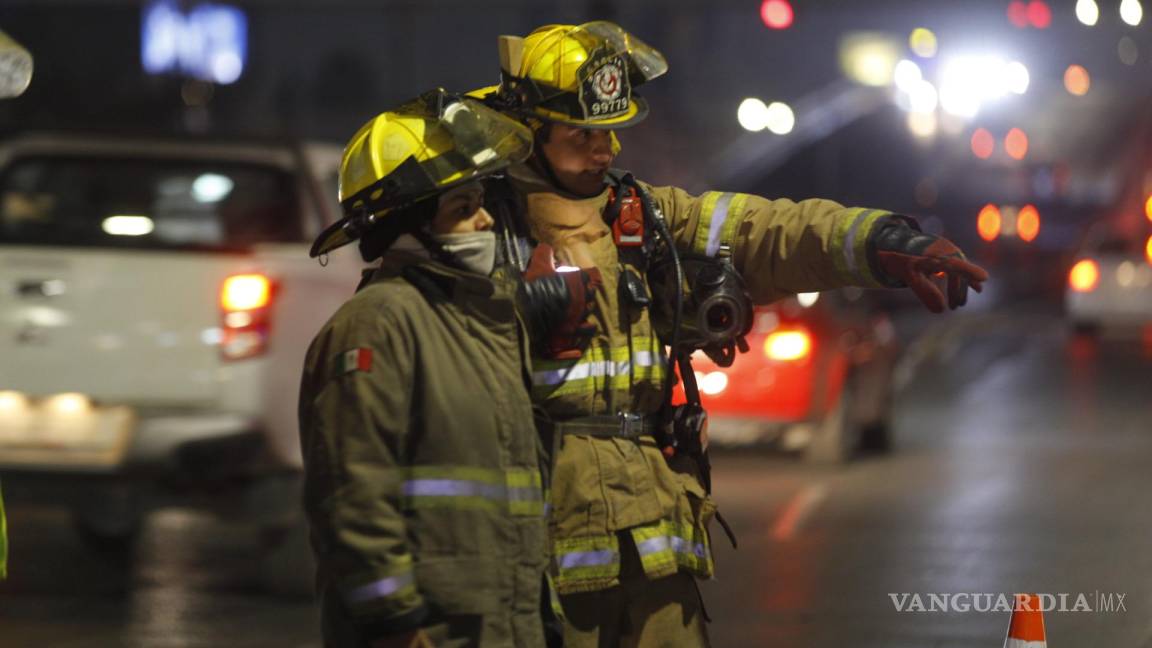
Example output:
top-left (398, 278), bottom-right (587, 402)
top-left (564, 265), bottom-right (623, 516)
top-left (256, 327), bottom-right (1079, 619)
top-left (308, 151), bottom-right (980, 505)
top-left (347, 571), bottom-right (416, 604)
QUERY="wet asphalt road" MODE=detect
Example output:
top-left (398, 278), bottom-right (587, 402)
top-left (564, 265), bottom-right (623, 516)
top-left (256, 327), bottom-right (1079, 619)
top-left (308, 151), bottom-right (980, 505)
top-left (2, 307), bottom-right (1151, 647)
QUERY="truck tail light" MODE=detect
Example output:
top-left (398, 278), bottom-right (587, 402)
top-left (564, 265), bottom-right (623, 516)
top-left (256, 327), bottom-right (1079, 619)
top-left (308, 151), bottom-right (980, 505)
top-left (220, 273), bottom-right (274, 361)
top-left (764, 327), bottom-right (812, 361)
top-left (1068, 259), bottom-right (1099, 293)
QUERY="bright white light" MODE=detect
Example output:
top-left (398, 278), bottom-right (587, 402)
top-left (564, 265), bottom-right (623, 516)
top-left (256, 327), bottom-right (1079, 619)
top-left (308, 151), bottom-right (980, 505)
top-left (797, 292), bottom-right (820, 307)
top-left (938, 55), bottom-right (1026, 118)
top-left (939, 57), bottom-right (987, 117)
top-left (192, 173), bottom-right (234, 203)
top-left (1076, 0), bottom-right (1100, 25)
top-left (764, 102), bottom-right (795, 135)
top-left (1121, 0), bottom-right (1143, 25)
top-left (700, 371), bottom-right (729, 396)
top-left (1003, 61), bottom-right (1030, 94)
top-left (555, 265), bottom-right (581, 273)
top-left (893, 59), bottom-right (922, 92)
top-left (907, 112), bottom-right (938, 138)
top-left (0, 391), bottom-right (30, 416)
top-left (839, 34), bottom-right (901, 87)
top-left (102, 215), bottom-right (155, 236)
top-left (46, 393), bottom-right (91, 416)
top-left (210, 51), bottom-right (243, 84)
top-left (737, 98), bottom-right (771, 132)
top-left (908, 80), bottom-right (939, 113)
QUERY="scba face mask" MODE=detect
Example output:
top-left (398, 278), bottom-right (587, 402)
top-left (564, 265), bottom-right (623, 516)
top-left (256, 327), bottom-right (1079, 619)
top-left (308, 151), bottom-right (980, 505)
top-left (434, 230), bottom-right (497, 276)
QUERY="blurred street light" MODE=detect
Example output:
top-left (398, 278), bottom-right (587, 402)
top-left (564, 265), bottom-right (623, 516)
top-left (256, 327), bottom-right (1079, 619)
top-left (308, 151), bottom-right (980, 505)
top-left (1064, 64), bottom-right (1091, 95)
top-left (939, 56), bottom-right (1029, 118)
top-left (1004, 61), bottom-right (1030, 94)
top-left (1076, 0), bottom-right (1100, 25)
top-left (907, 80), bottom-right (939, 113)
top-left (839, 33), bottom-right (900, 87)
top-left (1005, 127), bottom-right (1029, 160)
top-left (909, 28), bottom-right (938, 58)
top-left (737, 97), bottom-right (771, 131)
top-left (971, 128), bottom-right (995, 159)
top-left (764, 102), bottom-right (795, 135)
top-left (894, 59), bottom-right (922, 92)
top-left (1028, 0), bottom-right (1053, 28)
top-left (1120, 0), bottom-right (1144, 26)
top-left (1146, 235), bottom-right (1152, 266)
top-left (760, 0), bottom-right (794, 30)
top-left (1145, 194), bottom-right (1152, 222)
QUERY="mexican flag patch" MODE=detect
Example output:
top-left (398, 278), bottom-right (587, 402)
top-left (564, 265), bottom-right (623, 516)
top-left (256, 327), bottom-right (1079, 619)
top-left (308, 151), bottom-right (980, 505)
top-left (337, 348), bottom-right (373, 375)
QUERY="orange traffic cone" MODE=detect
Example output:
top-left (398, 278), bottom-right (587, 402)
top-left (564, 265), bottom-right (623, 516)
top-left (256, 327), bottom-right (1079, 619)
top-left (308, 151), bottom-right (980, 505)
top-left (1003, 593), bottom-right (1047, 648)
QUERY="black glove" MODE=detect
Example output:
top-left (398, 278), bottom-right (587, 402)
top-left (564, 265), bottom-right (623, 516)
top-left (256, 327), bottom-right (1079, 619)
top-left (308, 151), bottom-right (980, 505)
top-left (870, 217), bottom-right (989, 313)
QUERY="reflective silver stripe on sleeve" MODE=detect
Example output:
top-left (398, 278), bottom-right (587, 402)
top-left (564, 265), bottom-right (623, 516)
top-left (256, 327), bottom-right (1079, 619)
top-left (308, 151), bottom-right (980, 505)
top-left (403, 479), bottom-right (506, 500)
top-left (558, 549), bottom-right (619, 570)
top-left (705, 192), bottom-right (735, 257)
top-left (346, 572), bottom-right (415, 603)
top-left (841, 209), bottom-right (875, 279)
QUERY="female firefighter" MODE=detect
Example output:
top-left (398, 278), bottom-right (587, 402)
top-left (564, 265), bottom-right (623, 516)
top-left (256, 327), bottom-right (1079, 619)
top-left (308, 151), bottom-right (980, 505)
top-left (298, 89), bottom-right (551, 648)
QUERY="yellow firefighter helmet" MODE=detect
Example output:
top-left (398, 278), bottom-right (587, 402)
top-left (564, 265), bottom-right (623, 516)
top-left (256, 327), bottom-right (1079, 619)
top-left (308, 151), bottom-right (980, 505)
top-left (495, 21), bottom-right (668, 129)
top-left (310, 88), bottom-right (532, 257)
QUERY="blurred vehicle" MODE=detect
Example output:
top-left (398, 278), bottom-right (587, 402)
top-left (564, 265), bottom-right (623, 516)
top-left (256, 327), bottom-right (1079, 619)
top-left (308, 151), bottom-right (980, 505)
top-left (0, 133), bottom-right (361, 591)
top-left (1065, 230), bottom-right (1152, 334)
top-left (682, 288), bottom-right (900, 463)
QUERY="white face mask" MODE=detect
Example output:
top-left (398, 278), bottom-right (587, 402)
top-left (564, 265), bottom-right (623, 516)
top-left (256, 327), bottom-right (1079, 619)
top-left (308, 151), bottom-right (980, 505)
top-left (433, 230), bottom-right (497, 276)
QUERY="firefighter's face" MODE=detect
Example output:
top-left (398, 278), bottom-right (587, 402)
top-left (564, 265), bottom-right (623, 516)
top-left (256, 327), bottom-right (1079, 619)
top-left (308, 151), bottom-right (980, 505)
top-left (430, 182), bottom-right (493, 234)
top-left (539, 124), bottom-right (614, 197)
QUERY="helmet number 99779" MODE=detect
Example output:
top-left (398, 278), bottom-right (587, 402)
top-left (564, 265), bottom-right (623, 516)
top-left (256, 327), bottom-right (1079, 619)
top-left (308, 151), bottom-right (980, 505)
top-left (591, 97), bottom-right (629, 116)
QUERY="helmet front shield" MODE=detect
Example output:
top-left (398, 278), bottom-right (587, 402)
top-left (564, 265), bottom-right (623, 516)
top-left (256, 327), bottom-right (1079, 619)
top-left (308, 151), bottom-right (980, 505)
top-left (311, 89), bottom-right (532, 257)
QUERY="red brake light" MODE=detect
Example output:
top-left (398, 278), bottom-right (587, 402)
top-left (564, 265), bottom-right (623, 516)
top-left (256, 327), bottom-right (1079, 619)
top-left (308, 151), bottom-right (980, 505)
top-left (220, 273), bottom-right (274, 361)
top-left (221, 274), bottom-right (271, 311)
top-left (1069, 259), bottom-right (1099, 292)
top-left (764, 328), bottom-right (812, 361)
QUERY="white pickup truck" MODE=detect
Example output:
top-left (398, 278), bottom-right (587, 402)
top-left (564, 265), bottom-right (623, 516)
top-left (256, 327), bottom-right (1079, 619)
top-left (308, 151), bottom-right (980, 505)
top-left (0, 133), bottom-right (362, 591)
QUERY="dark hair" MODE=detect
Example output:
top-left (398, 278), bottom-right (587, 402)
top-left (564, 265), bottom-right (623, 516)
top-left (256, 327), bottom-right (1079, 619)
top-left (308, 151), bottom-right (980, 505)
top-left (357, 196), bottom-right (437, 262)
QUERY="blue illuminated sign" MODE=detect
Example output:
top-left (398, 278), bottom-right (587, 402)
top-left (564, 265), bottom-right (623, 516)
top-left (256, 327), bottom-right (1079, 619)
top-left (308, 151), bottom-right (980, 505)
top-left (141, 0), bottom-right (247, 85)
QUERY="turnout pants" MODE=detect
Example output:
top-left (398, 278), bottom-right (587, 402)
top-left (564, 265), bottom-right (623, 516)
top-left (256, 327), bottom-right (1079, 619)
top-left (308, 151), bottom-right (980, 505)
top-left (559, 533), bottom-right (711, 648)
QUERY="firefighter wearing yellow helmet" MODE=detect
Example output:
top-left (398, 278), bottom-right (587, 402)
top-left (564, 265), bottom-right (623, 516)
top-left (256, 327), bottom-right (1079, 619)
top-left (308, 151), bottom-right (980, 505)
top-left (476, 22), bottom-right (989, 647)
top-left (300, 89), bottom-right (555, 648)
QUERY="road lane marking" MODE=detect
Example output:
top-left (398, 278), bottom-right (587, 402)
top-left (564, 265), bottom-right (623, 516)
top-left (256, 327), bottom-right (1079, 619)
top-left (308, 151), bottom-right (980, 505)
top-left (771, 483), bottom-right (828, 541)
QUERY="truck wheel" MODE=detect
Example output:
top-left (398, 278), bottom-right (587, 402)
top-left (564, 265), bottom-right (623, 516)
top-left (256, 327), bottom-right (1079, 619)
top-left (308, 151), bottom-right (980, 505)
top-left (805, 375), bottom-right (858, 465)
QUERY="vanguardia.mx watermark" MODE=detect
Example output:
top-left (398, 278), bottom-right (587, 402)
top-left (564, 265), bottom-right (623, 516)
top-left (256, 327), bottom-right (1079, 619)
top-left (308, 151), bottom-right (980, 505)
top-left (889, 592), bottom-right (1127, 613)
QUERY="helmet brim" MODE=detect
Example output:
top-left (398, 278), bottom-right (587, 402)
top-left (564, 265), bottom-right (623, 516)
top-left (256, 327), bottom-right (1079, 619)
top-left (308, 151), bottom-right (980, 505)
top-left (531, 94), bottom-right (649, 130)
